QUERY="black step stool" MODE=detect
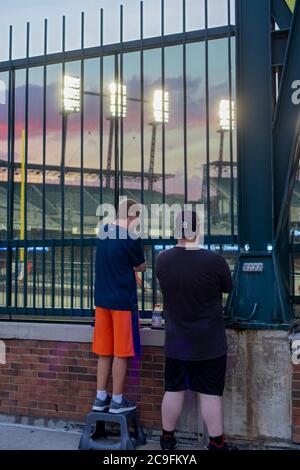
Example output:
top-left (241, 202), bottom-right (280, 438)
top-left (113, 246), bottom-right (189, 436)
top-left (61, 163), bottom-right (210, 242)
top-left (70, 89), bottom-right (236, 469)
top-left (78, 410), bottom-right (146, 450)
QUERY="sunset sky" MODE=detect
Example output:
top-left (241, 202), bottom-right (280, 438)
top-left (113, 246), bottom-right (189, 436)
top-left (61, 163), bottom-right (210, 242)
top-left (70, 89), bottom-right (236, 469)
top-left (0, 0), bottom-right (236, 202)
top-left (0, 0), bottom-right (235, 60)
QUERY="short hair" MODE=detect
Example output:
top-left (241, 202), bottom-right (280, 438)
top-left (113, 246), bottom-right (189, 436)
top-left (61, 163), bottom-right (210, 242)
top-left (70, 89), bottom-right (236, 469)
top-left (118, 198), bottom-right (141, 220)
top-left (175, 210), bottom-right (200, 240)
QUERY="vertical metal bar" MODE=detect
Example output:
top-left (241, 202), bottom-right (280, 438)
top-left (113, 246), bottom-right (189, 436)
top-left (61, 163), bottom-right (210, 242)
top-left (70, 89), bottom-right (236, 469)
top-left (23, 22), bottom-right (30, 309)
top-left (140, 1), bottom-right (144, 206)
top-left (80, 12), bottom-right (85, 312)
top-left (161, 0), bottom-right (166, 208)
top-left (120, 4), bottom-right (124, 196)
top-left (152, 245), bottom-right (156, 308)
top-left (33, 240), bottom-right (36, 311)
top-left (204, 0), bottom-right (211, 248)
top-left (182, 0), bottom-right (188, 204)
top-left (11, 65), bottom-right (16, 314)
top-left (227, 0), bottom-right (234, 242)
top-left (99, 9), bottom-right (104, 205)
top-left (70, 239), bottom-right (74, 313)
top-left (114, 53), bottom-right (119, 210)
top-left (51, 240), bottom-right (55, 312)
top-left (6, 25), bottom-right (13, 311)
top-left (61, 16), bottom-right (66, 313)
top-left (140, 2), bottom-right (145, 314)
top-left (90, 243), bottom-right (93, 313)
top-left (14, 240), bottom-right (19, 311)
top-left (291, 231), bottom-right (295, 299)
top-left (42, 19), bottom-right (47, 312)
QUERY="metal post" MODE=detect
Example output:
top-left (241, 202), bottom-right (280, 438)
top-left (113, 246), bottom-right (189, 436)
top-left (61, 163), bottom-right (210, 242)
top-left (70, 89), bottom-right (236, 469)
top-left (226, 0), bottom-right (290, 325)
top-left (148, 123), bottom-right (157, 191)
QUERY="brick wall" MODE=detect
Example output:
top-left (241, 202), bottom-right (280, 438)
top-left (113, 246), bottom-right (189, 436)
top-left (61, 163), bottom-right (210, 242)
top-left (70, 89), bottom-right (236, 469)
top-left (293, 363), bottom-right (300, 444)
top-left (1, 335), bottom-right (299, 445)
top-left (0, 339), bottom-right (164, 431)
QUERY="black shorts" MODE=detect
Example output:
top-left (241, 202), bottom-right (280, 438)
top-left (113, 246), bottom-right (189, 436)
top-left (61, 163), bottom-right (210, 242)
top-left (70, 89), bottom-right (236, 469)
top-left (165, 354), bottom-right (227, 396)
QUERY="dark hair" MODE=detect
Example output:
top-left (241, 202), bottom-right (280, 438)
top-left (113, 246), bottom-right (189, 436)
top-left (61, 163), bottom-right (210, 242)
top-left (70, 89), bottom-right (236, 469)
top-left (175, 210), bottom-right (200, 240)
top-left (118, 198), bottom-right (141, 219)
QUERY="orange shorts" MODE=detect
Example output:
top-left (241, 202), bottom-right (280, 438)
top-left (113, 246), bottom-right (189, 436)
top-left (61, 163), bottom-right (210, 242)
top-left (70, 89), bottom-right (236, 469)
top-left (92, 307), bottom-right (135, 357)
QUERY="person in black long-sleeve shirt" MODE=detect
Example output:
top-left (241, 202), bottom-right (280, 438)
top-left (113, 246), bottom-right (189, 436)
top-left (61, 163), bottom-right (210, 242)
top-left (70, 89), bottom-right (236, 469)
top-left (156, 210), bottom-right (235, 451)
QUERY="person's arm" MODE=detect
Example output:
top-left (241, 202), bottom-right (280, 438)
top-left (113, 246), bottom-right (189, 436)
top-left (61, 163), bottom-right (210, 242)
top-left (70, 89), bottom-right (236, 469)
top-left (218, 257), bottom-right (234, 293)
top-left (128, 238), bottom-right (146, 272)
top-left (134, 262), bottom-right (146, 273)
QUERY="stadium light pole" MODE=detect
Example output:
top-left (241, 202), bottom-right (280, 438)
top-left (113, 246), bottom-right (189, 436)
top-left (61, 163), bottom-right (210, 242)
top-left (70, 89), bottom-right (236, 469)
top-left (148, 89), bottom-right (169, 191)
top-left (61, 75), bottom-right (81, 183)
top-left (106, 82), bottom-right (127, 189)
top-left (216, 99), bottom-right (235, 221)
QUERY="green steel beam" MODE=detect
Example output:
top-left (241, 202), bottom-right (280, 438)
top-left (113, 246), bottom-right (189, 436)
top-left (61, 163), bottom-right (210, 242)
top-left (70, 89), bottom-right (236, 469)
top-left (273, 0), bottom-right (300, 321)
top-left (236, 0), bottom-right (273, 251)
top-left (272, 0), bottom-right (292, 28)
top-left (274, 0), bottom-right (300, 234)
top-left (227, 0), bottom-right (292, 326)
top-left (272, 29), bottom-right (289, 67)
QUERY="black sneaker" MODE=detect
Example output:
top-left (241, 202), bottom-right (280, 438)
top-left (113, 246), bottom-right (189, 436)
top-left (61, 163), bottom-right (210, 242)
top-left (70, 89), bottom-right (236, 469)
top-left (208, 441), bottom-right (239, 451)
top-left (108, 397), bottom-right (136, 414)
top-left (92, 395), bottom-right (111, 412)
top-left (160, 436), bottom-right (178, 451)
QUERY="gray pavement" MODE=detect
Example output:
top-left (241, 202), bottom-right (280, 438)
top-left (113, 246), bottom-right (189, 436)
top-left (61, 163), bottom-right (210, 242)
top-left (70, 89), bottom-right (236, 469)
top-left (0, 422), bottom-right (163, 450)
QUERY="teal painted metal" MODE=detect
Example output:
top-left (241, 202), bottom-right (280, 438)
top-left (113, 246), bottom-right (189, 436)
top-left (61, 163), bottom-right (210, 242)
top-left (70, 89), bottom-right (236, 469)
top-left (272, 0), bottom-right (292, 28)
top-left (227, 0), bottom-right (296, 326)
top-left (274, 1), bottom-right (300, 232)
top-left (236, 0), bottom-right (273, 251)
top-left (273, 0), bottom-right (300, 322)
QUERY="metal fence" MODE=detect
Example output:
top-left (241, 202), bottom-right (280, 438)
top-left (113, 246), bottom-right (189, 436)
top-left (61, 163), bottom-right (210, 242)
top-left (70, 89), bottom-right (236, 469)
top-left (0, 0), bottom-right (238, 320)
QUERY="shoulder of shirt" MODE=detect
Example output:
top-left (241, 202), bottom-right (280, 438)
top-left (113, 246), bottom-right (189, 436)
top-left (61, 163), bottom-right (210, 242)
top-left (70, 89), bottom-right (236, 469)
top-left (201, 249), bottom-right (227, 263)
top-left (156, 247), bottom-right (177, 260)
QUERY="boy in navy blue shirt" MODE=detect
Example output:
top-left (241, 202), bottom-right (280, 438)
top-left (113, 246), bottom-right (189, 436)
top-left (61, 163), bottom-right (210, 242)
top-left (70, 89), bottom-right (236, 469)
top-left (92, 199), bottom-right (146, 414)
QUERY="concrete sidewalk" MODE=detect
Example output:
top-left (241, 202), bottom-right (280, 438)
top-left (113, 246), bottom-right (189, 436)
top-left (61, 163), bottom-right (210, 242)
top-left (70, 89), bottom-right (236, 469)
top-left (0, 422), bottom-right (163, 450)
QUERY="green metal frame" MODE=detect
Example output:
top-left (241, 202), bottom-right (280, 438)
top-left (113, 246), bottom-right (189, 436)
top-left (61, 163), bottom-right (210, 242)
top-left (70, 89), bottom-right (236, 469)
top-left (226, 0), bottom-right (300, 328)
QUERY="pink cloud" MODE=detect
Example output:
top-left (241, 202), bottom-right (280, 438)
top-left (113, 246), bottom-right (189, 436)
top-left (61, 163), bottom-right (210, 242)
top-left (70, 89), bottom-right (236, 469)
top-left (0, 76), bottom-right (230, 139)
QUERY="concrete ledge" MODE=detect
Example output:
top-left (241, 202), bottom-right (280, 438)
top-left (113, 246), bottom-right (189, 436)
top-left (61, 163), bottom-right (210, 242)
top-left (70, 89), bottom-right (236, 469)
top-left (0, 321), bottom-right (165, 347)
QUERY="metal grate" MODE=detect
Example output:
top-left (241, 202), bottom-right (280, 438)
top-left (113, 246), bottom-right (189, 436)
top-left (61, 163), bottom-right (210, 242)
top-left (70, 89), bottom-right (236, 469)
top-left (0, 0), bottom-right (237, 320)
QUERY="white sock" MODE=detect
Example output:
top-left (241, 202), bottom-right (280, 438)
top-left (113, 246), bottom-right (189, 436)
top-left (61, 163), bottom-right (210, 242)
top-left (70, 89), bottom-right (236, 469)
top-left (97, 390), bottom-right (107, 401)
top-left (112, 394), bottom-right (123, 404)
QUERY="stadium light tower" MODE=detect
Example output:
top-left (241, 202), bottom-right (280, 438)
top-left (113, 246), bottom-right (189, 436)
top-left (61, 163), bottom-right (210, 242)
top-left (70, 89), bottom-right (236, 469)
top-left (106, 82), bottom-right (127, 188)
top-left (217, 99), bottom-right (235, 167)
top-left (109, 82), bottom-right (127, 118)
top-left (148, 89), bottom-right (169, 191)
top-left (63, 75), bottom-right (81, 113)
top-left (216, 99), bottom-right (235, 219)
top-left (61, 75), bottom-right (81, 184)
top-left (153, 89), bottom-right (169, 124)
top-left (219, 99), bottom-right (235, 132)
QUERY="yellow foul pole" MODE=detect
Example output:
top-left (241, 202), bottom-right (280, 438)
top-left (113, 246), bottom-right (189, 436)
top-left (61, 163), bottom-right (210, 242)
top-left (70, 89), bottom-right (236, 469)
top-left (20, 129), bottom-right (25, 263)
top-left (285, 0), bottom-right (296, 12)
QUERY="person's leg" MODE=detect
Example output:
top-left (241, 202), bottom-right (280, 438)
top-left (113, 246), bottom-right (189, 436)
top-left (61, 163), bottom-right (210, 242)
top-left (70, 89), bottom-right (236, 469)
top-left (97, 355), bottom-right (113, 391)
top-left (92, 308), bottom-right (114, 411)
top-left (161, 391), bottom-right (185, 431)
top-left (199, 393), bottom-right (223, 437)
top-left (109, 310), bottom-right (136, 413)
top-left (160, 358), bottom-right (187, 450)
top-left (195, 355), bottom-right (237, 450)
top-left (112, 356), bottom-right (128, 395)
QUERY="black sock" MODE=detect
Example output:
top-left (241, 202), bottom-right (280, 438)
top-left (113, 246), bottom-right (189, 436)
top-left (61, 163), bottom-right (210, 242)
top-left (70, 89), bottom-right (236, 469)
top-left (209, 434), bottom-right (224, 447)
top-left (162, 429), bottom-right (175, 438)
